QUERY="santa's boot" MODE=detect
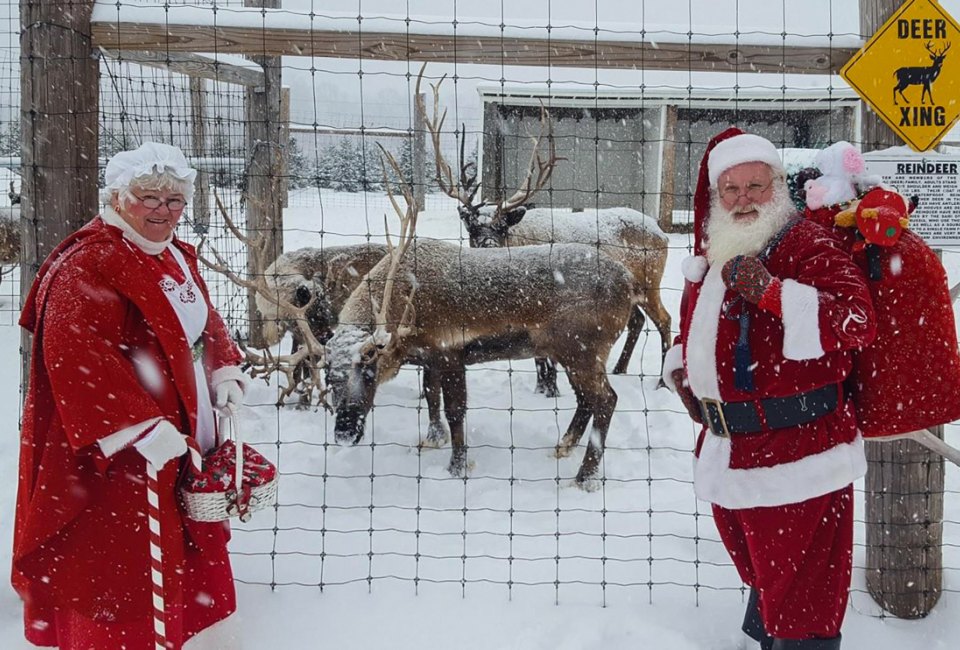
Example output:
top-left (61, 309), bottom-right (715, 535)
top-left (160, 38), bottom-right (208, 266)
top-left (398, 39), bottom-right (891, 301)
top-left (771, 635), bottom-right (841, 650)
top-left (741, 588), bottom-right (774, 650)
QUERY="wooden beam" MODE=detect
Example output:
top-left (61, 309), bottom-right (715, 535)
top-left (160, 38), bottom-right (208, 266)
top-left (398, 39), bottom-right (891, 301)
top-left (100, 49), bottom-right (265, 87)
top-left (91, 22), bottom-right (855, 75)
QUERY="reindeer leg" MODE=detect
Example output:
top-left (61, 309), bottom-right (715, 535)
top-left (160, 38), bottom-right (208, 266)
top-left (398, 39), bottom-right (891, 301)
top-left (535, 358), bottom-right (560, 397)
top-left (439, 354), bottom-right (470, 477)
top-left (555, 376), bottom-right (592, 459)
top-left (420, 362), bottom-right (450, 448)
top-left (573, 369), bottom-right (618, 491)
top-left (612, 305), bottom-right (646, 375)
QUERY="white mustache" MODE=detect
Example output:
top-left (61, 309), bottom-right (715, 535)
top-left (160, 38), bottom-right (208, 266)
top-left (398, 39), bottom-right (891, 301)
top-left (732, 204), bottom-right (759, 214)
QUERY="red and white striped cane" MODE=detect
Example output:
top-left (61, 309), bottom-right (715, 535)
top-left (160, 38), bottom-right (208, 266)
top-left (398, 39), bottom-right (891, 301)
top-left (146, 461), bottom-right (168, 650)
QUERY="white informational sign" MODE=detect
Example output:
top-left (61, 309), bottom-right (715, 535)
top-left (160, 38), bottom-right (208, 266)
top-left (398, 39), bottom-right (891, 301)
top-left (864, 153), bottom-right (960, 245)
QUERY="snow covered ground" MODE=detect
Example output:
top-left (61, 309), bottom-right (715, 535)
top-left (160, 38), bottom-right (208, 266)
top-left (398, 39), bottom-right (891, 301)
top-left (1, 188), bottom-right (959, 649)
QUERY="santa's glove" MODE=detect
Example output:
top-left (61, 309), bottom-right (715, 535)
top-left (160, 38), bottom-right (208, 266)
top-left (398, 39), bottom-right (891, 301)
top-left (720, 255), bottom-right (783, 315)
top-left (134, 422), bottom-right (188, 470)
top-left (670, 368), bottom-right (703, 424)
top-left (214, 379), bottom-right (244, 413)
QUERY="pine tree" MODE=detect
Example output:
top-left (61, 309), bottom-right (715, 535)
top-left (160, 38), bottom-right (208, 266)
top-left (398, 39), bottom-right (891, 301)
top-left (332, 138), bottom-right (362, 192)
top-left (286, 136), bottom-right (311, 190)
top-left (0, 119), bottom-right (20, 156)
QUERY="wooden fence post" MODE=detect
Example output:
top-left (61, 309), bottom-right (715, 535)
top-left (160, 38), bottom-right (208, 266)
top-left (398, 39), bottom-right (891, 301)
top-left (20, 0), bottom-right (100, 379)
top-left (859, 0), bottom-right (945, 620)
top-left (243, 0), bottom-right (284, 347)
top-left (189, 77), bottom-right (211, 233)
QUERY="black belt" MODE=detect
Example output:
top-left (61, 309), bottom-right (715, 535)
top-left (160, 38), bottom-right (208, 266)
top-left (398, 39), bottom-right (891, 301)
top-left (700, 384), bottom-right (839, 438)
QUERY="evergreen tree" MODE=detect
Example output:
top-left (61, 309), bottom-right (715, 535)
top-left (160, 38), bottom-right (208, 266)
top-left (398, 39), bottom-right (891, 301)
top-left (314, 144), bottom-right (337, 189)
top-left (331, 138), bottom-right (362, 192)
top-left (0, 119), bottom-right (20, 157)
top-left (286, 136), bottom-right (311, 190)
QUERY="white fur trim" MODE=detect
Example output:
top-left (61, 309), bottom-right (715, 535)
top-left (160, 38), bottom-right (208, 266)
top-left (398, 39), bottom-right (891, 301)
top-left (681, 255), bottom-right (708, 283)
top-left (781, 279), bottom-right (825, 361)
top-left (694, 434), bottom-right (867, 509)
top-left (708, 134), bottom-right (786, 185)
top-left (662, 344), bottom-right (684, 391)
top-left (212, 365), bottom-right (250, 392)
top-left (684, 265), bottom-right (725, 400)
top-left (98, 417), bottom-right (164, 458)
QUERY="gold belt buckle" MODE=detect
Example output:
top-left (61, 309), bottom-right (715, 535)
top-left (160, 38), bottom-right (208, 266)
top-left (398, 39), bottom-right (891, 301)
top-left (700, 398), bottom-right (730, 438)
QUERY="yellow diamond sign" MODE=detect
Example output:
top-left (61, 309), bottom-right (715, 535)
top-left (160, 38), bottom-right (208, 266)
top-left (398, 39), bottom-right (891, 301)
top-left (841, 0), bottom-right (960, 151)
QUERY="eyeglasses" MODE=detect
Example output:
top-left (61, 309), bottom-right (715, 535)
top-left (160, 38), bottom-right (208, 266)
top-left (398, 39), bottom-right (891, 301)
top-left (133, 193), bottom-right (186, 211)
top-left (719, 181), bottom-right (773, 202)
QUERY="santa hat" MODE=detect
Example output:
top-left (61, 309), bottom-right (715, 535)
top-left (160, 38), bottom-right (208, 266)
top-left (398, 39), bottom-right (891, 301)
top-left (692, 129), bottom-right (786, 256)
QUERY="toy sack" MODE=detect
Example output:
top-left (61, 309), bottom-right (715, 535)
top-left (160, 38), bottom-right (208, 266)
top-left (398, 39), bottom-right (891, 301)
top-left (799, 159), bottom-right (960, 439)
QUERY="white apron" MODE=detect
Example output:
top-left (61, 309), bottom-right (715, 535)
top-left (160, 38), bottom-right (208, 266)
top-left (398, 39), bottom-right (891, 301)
top-left (159, 245), bottom-right (215, 451)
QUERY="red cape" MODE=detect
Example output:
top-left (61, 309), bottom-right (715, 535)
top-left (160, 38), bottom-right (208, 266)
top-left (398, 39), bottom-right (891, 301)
top-left (13, 217), bottom-right (241, 639)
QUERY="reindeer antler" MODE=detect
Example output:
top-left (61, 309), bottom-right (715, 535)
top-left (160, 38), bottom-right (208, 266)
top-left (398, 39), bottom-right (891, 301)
top-left (496, 104), bottom-right (560, 216)
top-left (372, 144), bottom-right (419, 343)
top-left (415, 64), bottom-right (481, 214)
top-left (197, 191), bottom-right (329, 407)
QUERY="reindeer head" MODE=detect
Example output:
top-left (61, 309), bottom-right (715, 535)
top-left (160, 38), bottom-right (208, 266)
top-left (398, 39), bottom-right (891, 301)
top-left (328, 145), bottom-right (419, 444)
top-left (416, 65), bottom-right (558, 248)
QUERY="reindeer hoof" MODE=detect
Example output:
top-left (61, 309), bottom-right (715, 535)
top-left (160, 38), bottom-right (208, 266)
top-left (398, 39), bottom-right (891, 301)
top-left (575, 477), bottom-right (601, 492)
top-left (538, 383), bottom-right (560, 398)
top-left (554, 444), bottom-right (573, 459)
top-left (446, 459), bottom-right (474, 477)
top-left (420, 423), bottom-right (450, 449)
top-left (612, 364), bottom-right (628, 375)
top-left (575, 474), bottom-right (601, 492)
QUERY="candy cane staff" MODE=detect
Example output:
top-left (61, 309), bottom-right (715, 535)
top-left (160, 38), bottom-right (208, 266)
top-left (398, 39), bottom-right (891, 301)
top-left (12, 141), bottom-right (247, 649)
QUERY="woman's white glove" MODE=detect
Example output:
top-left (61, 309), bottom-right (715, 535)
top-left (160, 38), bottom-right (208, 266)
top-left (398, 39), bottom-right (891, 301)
top-left (214, 379), bottom-right (244, 413)
top-left (135, 422), bottom-right (188, 470)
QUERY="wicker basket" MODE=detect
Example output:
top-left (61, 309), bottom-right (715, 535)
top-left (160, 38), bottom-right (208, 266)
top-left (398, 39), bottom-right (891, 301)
top-left (180, 414), bottom-right (278, 523)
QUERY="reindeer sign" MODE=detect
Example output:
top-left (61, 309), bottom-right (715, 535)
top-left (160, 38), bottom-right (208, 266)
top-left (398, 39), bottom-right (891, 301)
top-left (842, 0), bottom-right (960, 151)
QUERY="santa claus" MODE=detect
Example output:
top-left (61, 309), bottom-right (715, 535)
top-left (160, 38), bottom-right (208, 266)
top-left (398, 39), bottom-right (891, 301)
top-left (663, 128), bottom-right (877, 650)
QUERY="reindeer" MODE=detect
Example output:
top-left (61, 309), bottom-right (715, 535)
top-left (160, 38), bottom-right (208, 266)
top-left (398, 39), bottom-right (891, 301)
top-left (418, 74), bottom-right (671, 396)
top-left (325, 146), bottom-right (635, 489)
top-left (257, 244), bottom-right (390, 348)
top-left (894, 41), bottom-right (951, 105)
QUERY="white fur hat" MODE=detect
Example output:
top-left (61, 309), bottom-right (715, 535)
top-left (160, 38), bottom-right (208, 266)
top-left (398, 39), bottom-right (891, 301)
top-left (707, 133), bottom-right (785, 186)
top-left (103, 142), bottom-right (197, 201)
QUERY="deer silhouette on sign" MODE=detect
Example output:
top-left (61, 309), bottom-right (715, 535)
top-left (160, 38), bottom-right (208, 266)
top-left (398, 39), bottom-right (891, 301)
top-left (894, 41), bottom-right (951, 105)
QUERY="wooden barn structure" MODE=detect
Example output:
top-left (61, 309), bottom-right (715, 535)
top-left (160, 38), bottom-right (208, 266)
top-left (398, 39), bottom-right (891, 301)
top-left (478, 86), bottom-right (859, 230)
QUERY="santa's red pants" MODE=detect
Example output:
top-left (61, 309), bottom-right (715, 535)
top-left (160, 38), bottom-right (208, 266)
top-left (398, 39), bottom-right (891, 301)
top-left (712, 485), bottom-right (854, 640)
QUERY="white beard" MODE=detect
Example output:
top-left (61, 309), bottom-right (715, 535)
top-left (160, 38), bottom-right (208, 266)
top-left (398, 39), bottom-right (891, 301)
top-left (705, 182), bottom-right (795, 266)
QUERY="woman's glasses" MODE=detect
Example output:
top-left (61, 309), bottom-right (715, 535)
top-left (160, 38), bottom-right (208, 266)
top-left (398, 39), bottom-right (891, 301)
top-left (719, 181), bottom-right (772, 202)
top-left (134, 193), bottom-right (186, 211)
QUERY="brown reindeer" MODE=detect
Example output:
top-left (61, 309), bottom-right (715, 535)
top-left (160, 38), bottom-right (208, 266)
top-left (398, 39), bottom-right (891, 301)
top-left (325, 147), bottom-right (635, 489)
top-left (894, 41), bottom-right (951, 105)
top-left (418, 76), bottom-right (671, 395)
top-left (257, 244), bottom-right (390, 348)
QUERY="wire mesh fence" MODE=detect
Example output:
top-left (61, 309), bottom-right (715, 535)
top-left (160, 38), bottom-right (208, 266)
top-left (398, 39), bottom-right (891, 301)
top-left (5, 0), bottom-right (960, 623)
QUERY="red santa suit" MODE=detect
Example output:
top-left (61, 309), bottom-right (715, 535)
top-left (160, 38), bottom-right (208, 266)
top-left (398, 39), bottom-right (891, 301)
top-left (13, 213), bottom-right (246, 649)
top-left (663, 129), bottom-right (877, 645)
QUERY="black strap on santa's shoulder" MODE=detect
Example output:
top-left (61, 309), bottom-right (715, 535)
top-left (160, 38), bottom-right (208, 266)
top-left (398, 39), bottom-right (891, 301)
top-left (733, 215), bottom-right (802, 393)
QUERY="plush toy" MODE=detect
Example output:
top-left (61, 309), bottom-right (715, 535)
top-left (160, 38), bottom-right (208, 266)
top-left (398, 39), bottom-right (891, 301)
top-left (833, 187), bottom-right (915, 250)
top-left (803, 141), bottom-right (879, 209)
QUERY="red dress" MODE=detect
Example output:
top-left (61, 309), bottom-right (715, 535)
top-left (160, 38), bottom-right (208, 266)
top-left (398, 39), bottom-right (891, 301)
top-left (13, 217), bottom-right (243, 648)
